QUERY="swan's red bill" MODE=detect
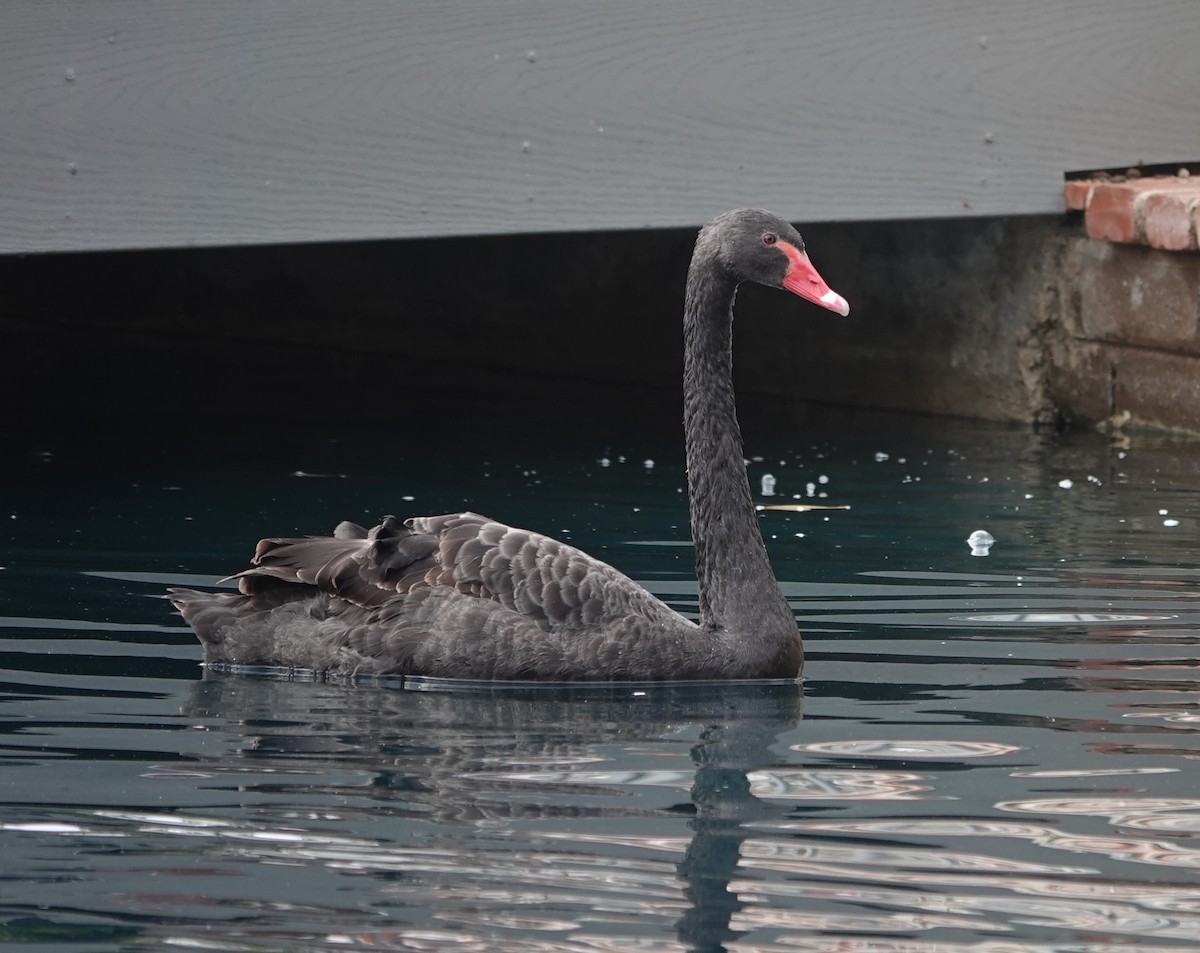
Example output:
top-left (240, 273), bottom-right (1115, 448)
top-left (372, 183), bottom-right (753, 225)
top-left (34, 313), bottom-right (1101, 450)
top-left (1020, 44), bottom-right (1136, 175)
top-left (779, 242), bottom-right (850, 316)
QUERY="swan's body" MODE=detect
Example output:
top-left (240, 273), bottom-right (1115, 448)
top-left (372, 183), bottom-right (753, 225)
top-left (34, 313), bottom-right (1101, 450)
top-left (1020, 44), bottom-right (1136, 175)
top-left (170, 208), bottom-right (850, 681)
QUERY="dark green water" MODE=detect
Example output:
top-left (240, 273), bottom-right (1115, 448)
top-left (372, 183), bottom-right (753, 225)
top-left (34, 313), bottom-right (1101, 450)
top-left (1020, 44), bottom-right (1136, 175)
top-left (4, 377), bottom-right (1200, 952)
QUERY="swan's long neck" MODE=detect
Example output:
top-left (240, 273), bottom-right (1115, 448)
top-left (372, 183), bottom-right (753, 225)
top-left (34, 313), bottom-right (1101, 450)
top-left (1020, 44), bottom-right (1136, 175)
top-left (682, 249), bottom-right (797, 651)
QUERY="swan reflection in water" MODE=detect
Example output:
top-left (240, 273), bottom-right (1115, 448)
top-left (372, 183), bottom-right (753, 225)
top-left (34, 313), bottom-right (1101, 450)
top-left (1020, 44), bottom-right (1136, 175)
top-left (141, 672), bottom-right (1200, 951)
top-left (174, 675), bottom-right (802, 952)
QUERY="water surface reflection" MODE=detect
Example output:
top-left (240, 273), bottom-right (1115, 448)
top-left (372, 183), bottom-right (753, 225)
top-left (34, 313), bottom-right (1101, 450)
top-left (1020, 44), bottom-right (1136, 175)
top-left (5, 398), bottom-right (1200, 950)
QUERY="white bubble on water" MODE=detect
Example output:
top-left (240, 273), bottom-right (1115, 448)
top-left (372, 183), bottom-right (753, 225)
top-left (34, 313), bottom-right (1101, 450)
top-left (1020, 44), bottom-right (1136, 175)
top-left (967, 529), bottom-right (995, 556)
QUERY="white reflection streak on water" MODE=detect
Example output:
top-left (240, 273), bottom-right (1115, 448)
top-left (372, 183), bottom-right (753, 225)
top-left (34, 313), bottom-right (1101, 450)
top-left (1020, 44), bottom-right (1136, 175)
top-left (728, 879), bottom-right (1200, 945)
top-left (729, 942), bottom-right (1198, 953)
top-left (1010, 767), bottom-right (1179, 777)
top-left (1125, 708), bottom-right (1200, 724)
top-left (733, 868), bottom-right (1200, 914)
top-left (489, 767), bottom-right (937, 800)
top-left (791, 740), bottom-right (1022, 759)
top-left (997, 796), bottom-right (1200, 821)
top-left (730, 838), bottom-right (1200, 943)
top-left (9, 789), bottom-right (1200, 950)
top-left (737, 836), bottom-right (1087, 875)
top-left (794, 813), bottom-right (1200, 871)
top-left (49, 811), bottom-right (698, 933)
top-left (486, 769), bottom-right (694, 789)
top-left (36, 808), bottom-right (1194, 949)
top-left (747, 769), bottom-right (933, 799)
top-left (734, 908), bottom-right (994, 935)
top-left (6, 818), bottom-right (696, 951)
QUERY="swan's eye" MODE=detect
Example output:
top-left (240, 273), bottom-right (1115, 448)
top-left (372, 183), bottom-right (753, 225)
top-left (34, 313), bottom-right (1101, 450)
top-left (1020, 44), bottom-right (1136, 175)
top-left (762, 232), bottom-right (778, 246)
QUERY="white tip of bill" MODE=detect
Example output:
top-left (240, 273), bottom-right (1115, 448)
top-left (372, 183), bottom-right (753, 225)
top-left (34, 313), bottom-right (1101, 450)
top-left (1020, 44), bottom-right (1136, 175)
top-left (821, 290), bottom-right (850, 316)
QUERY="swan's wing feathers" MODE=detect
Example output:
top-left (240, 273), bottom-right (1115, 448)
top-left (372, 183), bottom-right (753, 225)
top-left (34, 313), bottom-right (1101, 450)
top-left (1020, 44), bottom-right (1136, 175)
top-left (234, 536), bottom-right (367, 595)
top-left (372, 511), bottom-right (676, 629)
top-left (334, 520), bottom-right (369, 540)
top-left (417, 513), bottom-right (677, 630)
top-left (234, 515), bottom-right (441, 607)
top-left (361, 515), bottom-right (440, 579)
top-left (367, 586), bottom-right (594, 678)
top-left (175, 511), bottom-right (702, 677)
top-left (229, 511), bottom-right (683, 631)
top-left (346, 586), bottom-right (683, 680)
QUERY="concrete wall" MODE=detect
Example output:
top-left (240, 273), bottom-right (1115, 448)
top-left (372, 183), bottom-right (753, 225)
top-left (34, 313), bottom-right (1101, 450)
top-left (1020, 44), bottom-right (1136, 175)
top-left (12, 212), bottom-right (1196, 439)
top-left (1045, 240), bottom-right (1200, 434)
top-left (4, 1), bottom-right (1199, 254)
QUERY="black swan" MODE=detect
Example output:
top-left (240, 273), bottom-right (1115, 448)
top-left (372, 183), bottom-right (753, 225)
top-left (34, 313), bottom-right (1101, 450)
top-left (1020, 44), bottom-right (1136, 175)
top-left (169, 208), bottom-right (850, 681)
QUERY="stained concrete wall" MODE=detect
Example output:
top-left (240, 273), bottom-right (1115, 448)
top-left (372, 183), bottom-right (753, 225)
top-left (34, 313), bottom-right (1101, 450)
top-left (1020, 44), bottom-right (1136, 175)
top-left (1045, 239), bottom-right (1200, 434)
top-left (2, 215), bottom-right (1197, 442)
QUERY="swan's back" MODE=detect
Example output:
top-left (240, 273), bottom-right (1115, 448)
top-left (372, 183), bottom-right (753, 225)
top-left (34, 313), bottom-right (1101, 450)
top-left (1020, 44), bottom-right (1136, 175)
top-left (170, 512), bottom-right (719, 681)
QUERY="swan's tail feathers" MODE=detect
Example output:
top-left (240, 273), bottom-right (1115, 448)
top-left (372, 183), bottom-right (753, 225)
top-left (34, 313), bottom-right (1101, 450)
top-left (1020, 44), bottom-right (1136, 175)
top-left (168, 585), bottom-right (352, 668)
top-left (168, 587), bottom-right (281, 652)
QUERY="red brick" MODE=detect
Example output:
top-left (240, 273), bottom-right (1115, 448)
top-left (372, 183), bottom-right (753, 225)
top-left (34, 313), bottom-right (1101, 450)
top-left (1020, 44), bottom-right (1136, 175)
top-left (1143, 191), bottom-right (1198, 251)
top-left (1085, 182), bottom-right (1140, 243)
top-left (1084, 178), bottom-right (1200, 246)
top-left (1063, 179), bottom-right (1092, 211)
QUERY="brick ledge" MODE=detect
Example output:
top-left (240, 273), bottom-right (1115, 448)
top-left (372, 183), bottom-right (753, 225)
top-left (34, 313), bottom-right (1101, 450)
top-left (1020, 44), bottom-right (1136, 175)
top-left (1065, 174), bottom-right (1200, 251)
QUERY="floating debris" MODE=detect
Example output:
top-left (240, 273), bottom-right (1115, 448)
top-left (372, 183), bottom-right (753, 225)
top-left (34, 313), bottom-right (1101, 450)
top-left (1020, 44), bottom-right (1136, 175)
top-left (967, 529), bottom-right (995, 556)
top-left (757, 504), bottom-right (850, 513)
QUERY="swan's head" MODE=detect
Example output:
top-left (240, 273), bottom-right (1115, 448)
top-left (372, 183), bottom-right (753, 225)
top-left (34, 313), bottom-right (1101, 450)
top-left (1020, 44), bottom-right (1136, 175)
top-left (705, 208), bottom-right (850, 317)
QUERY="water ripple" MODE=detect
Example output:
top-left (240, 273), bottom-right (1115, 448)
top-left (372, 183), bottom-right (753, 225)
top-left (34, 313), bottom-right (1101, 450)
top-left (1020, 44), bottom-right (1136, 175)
top-left (798, 815), bottom-right (1200, 871)
top-left (996, 796), bottom-right (1200, 821)
top-left (791, 740), bottom-right (1021, 759)
top-left (747, 769), bottom-right (933, 800)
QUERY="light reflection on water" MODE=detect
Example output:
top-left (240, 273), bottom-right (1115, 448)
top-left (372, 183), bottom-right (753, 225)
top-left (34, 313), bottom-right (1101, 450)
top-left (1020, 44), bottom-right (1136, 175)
top-left (4, 398), bottom-right (1200, 951)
